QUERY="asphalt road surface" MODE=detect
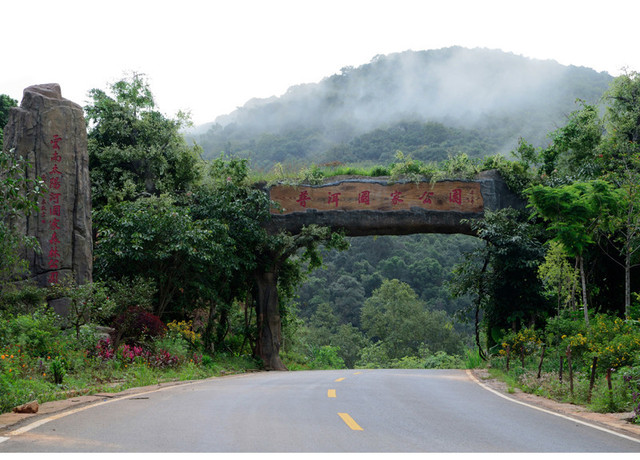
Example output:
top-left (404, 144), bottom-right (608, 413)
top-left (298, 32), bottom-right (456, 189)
top-left (1, 369), bottom-right (639, 452)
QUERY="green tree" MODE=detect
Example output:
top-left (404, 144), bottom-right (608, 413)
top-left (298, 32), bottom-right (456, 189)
top-left (540, 100), bottom-right (604, 179)
top-left (85, 73), bottom-right (202, 207)
top-left (93, 194), bottom-right (230, 319)
top-left (47, 276), bottom-right (115, 339)
top-left (605, 69), bottom-right (640, 147)
top-left (252, 224), bottom-right (348, 370)
top-left (597, 152), bottom-right (640, 316)
top-left (0, 94), bottom-right (18, 146)
top-left (599, 71), bottom-right (640, 315)
top-left (527, 181), bottom-right (621, 326)
top-left (331, 324), bottom-right (367, 368)
top-left (361, 279), bottom-right (462, 360)
top-left (449, 209), bottom-right (549, 352)
top-left (329, 274), bottom-right (365, 327)
top-left (537, 240), bottom-right (579, 313)
top-left (187, 155), bottom-right (274, 352)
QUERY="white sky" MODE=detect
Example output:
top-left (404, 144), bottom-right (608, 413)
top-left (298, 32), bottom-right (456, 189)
top-left (3, 0), bottom-right (639, 126)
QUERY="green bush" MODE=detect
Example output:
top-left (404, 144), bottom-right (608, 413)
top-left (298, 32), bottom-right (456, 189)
top-left (389, 356), bottom-right (424, 369)
top-left (356, 342), bottom-right (391, 368)
top-left (153, 334), bottom-right (191, 361)
top-left (424, 351), bottom-right (463, 369)
top-left (308, 345), bottom-right (345, 369)
top-left (0, 282), bottom-right (47, 315)
top-left (49, 357), bottom-right (66, 385)
top-left (463, 348), bottom-right (484, 369)
top-left (0, 310), bottom-right (61, 356)
top-left (0, 373), bottom-right (57, 414)
top-left (490, 312), bottom-right (640, 421)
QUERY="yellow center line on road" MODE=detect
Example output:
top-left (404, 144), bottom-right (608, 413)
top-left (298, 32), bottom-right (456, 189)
top-left (338, 412), bottom-right (363, 431)
top-left (353, 372), bottom-right (362, 375)
top-left (335, 377), bottom-right (345, 382)
top-left (328, 389), bottom-right (337, 398)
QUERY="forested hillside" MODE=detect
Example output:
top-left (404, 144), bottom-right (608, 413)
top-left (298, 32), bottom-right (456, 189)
top-left (192, 47), bottom-right (612, 170)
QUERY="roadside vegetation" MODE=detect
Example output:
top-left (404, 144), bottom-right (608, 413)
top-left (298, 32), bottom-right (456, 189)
top-left (487, 313), bottom-right (640, 421)
top-left (1, 70), bottom-right (640, 425)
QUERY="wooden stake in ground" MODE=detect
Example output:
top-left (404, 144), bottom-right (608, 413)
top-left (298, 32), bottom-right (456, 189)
top-left (537, 345), bottom-right (546, 379)
top-left (588, 356), bottom-right (598, 403)
top-left (567, 346), bottom-right (574, 396)
top-left (559, 355), bottom-right (564, 384)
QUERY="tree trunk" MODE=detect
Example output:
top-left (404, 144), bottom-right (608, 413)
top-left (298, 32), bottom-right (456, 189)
top-left (625, 248), bottom-right (631, 317)
top-left (203, 301), bottom-right (217, 353)
top-left (570, 257), bottom-right (579, 310)
top-left (475, 253), bottom-right (490, 360)
top-left (215, 304), bottom-right (230, 350)
top-left (578, 255), bottom-right (589, 327)
top-left (254, 270), bottom-right (287, 371)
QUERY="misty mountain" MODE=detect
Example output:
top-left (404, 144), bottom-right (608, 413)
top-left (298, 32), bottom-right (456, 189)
top-left (193, 47), bottom-right (612, 171)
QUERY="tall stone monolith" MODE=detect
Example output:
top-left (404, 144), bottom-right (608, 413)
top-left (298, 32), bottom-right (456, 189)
top-left (2, 83), bottom-right (92, 291)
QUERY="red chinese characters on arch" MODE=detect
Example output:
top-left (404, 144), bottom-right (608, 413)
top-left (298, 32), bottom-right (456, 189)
top-left (270, 181), bottom-right (483, 214)
top-left (46, 134), bottom-right (64, 285)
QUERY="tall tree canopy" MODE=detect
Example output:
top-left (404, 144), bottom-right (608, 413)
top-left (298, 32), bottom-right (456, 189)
top-left (85, 73), bottom-right (202, 207)
top-left (0, 94), bottom-right (18, 146)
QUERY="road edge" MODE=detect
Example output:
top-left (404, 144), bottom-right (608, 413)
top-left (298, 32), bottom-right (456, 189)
top-left (467, 369), bottom-right (640, 445)
top-left (0, 371), bottom-right (256, 441)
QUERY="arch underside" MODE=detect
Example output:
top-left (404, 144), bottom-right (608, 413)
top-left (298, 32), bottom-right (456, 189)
top-left (265, 208), bottom-right (481, 237)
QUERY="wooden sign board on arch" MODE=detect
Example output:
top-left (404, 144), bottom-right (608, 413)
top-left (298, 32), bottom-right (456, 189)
top-left (269, 180), bottom-right (483, 214)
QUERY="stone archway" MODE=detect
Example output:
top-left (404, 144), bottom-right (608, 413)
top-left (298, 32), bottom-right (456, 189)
top-left (254, 171), bottom-right (524, 369)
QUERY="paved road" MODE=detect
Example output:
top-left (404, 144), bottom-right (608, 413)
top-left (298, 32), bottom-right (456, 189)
top-left (1, 369), bottom-right (639, 452)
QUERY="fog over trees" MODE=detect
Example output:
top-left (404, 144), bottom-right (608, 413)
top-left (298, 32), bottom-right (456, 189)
top-left (192, 47), bottom-right (612, 170)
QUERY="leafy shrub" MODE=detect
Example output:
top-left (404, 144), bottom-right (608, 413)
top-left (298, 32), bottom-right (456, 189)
top-left (105, 276), bottom-right (156, 318)
top-left (94, 337), bottom-right (115, 360)
top-left (588, 370), bottom-right (635, 413)
top-left (47, 277), bottom-right (117, 338)
top-left (201, 354), bottom-right (214, 368)
top-left (0, 282), bottom-right (47, 315)
top-left (499, 327), bottom-right (543, 366)
top-left (74, 324), bottom-right (102, 353)
top-left (440, 153), bottom-right (480, 179)
top-left (49, 358), bottom-right (66, 384)
top-left (390, 151), bottom-right (430, 181)
top-left (308, 345), bottom-right (345, 369)
top-left (0, 310), bottom-right (61, 357)
top-left (463, 348), bottom-right (484, 369)
top-left (153, 335), bottom-right (190, 360)
top-left (369, 165), bottom-right (391, 177)
top-left (112, 305), bottom-right (166, 348)
top-left (545, 311), bottom-right (587, 346)
top-left (423, 351), bottom-right (463, 369)
top-left (390, 356), bottom-right (424, 369)
top-left (356, 341), bottom-right (391, 368)
top-left (120, 344), bottom-right (147, 363)
top-left (166, 320), bottom-right (202, 350)
top-left (147, 349), bottom-right (180, 368)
